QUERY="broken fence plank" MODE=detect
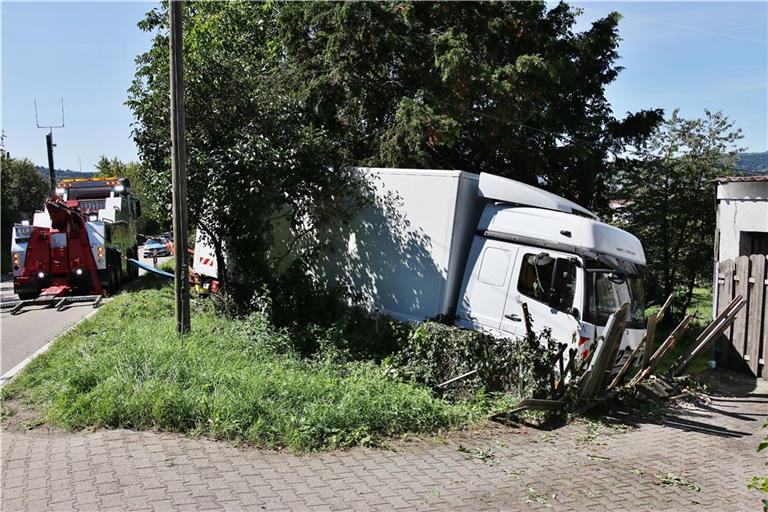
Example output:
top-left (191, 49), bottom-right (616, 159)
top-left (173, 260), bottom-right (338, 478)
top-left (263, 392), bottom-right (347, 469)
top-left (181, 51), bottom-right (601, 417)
top-left (608, 335), bottom-right (646, 389)
top-left (671, 297), bottom-right (746, 377)
top-left (668, 295), bottom-right (743, 374)
top-left (630, 315), bottom-right (693, 386)
top-left (642, 313), bottom-right (659, 370)
top-left (579, 303), bottom-right (629, 400)
top-left (437, 369), bottom-right (478, 388)
top-left (656, 293), bottom-right (674, 324)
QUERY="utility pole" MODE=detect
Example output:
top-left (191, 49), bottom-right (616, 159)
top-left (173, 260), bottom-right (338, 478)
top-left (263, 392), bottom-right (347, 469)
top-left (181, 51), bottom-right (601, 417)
top-left (34, 99), bottom-right (65, 193)
top-left (45, 133), bottom-right (56, 191)
top-left (169, 0), bottom-right (191, 334)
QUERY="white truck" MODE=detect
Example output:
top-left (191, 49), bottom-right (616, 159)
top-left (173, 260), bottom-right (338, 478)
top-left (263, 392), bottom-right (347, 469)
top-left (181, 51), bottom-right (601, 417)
top-left (315, 168), bottom-right (646, 355)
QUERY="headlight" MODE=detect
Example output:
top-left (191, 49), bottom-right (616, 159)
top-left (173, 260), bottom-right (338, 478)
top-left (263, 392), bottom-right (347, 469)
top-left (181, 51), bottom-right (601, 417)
top-left (12, 253), bottom-right (20, 265)
top-left (37, 271), bottom-right (45, 279)
top-left (55, 187), bottom-right (66, 196)
top-left (97, 246), bottom-right (104, 258)
top-left (88, 214), bottom-right (98, 221)
top-left (113, 184), bottom-right (125, 193)
top-left (75, 268), bottom-right (84, 276)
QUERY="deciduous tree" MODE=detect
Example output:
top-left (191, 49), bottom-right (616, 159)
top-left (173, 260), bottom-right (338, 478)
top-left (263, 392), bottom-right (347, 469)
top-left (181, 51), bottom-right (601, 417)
top-left (1, 140), bottom-right (49, 272)
top-left (612, 110), bottom-right (744, 318)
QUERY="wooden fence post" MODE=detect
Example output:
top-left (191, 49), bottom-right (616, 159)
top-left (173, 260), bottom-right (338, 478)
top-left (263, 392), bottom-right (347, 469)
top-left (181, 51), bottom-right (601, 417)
top-left (716, 259), bottom-right (735, 367)
top-left (747, 255), bottom-right (765, 376)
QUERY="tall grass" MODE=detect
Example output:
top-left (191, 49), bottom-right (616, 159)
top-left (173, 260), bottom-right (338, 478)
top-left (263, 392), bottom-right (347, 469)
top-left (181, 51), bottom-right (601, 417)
top-left (3, 284), bottom-right (513, 450)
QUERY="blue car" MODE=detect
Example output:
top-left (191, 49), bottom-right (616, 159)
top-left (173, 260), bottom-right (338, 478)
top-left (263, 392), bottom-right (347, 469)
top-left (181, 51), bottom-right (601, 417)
top-left (143, 238), bottom-right (170, 258)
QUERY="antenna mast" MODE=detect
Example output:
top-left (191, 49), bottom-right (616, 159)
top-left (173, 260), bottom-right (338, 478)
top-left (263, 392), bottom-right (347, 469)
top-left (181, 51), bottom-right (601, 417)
top-left (34, 98), bottom-right (65, 193)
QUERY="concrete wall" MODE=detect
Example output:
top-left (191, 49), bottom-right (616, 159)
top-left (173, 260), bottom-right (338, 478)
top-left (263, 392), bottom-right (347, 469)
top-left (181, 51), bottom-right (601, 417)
top-left (716, 181), bottom-right (768, 261)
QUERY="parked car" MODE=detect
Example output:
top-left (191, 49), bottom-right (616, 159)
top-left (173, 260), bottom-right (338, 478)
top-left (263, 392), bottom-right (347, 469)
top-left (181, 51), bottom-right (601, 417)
top-left (143, 238), bottom-right (170, 258)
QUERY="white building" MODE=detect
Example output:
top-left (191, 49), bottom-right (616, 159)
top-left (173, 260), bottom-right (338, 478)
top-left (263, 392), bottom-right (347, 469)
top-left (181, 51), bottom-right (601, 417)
top-left (715, 176), bottom-right (768, 261)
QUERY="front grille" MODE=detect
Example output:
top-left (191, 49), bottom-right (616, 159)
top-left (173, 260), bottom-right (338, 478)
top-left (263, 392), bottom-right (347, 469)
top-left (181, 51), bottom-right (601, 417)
top-left (78, 200), bottom-right (106, 212)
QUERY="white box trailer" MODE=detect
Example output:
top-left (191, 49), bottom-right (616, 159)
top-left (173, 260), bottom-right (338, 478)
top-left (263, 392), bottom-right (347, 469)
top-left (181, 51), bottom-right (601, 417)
top-left (316, 168), bottom-right (482, 322)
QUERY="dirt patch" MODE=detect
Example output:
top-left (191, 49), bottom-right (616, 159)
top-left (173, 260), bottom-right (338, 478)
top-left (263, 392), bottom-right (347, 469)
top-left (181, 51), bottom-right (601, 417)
top-left (0, 397), bottom-right (60, 434)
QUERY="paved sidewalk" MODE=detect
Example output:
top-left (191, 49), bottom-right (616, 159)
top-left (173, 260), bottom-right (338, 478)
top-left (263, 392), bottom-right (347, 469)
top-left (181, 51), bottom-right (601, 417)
top-left (2, 384), bottom-right (766, 511)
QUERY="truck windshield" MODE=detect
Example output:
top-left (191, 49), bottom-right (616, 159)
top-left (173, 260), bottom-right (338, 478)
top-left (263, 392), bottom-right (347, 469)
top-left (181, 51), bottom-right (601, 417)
top-left (68, 187), bottom-right (112, 200)
top-left (584, 262), bottom-right (646, 328)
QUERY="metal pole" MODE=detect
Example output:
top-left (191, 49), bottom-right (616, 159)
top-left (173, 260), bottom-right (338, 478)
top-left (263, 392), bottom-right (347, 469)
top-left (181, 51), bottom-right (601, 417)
top-left (169, 0), bottom-right (191, 334)
top-left (46, 132), bottom-right (56, 193)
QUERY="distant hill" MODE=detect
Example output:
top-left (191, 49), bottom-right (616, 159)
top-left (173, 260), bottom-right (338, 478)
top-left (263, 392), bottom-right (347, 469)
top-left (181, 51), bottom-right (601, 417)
top-left (35, 165), bottom-right (97, 181)
top-left (735, 152), bottom-right (768, 175)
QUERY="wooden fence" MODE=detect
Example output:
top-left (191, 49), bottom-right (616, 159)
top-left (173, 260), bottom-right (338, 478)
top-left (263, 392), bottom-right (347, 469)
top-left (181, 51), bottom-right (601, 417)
top-left (716, 255), bottom-right (768, 379)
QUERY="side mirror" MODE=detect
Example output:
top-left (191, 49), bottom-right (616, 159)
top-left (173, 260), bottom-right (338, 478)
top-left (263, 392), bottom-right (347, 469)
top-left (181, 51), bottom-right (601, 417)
top-left (569, 307), bottom-right (581, 321)
top-left (548, 258), bottom-right (577, 311)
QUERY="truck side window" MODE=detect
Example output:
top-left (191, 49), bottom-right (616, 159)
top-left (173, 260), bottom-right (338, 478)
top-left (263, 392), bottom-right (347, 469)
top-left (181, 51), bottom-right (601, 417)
top-left (517, 253), bottom-right (554, 303)
top-left (518, 254), bottom-right (577, 311)
top-left (478, 247), bottom-right (511, 287)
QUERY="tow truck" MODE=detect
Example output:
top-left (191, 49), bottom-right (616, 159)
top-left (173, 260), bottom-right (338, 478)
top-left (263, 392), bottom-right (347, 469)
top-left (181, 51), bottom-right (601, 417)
top-left (5, 176), bottom-right (141, 313)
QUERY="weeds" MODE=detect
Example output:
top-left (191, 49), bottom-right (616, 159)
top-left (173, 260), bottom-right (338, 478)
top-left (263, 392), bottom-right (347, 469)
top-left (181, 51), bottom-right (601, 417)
top-left (472, 447), bottom-right (497, 464)
top-left (655, 472), bottom-right (701, 491)
top-left (525, 486), bottom-right (554, 505)
top-left (575, 420), bottom-right (607, 446)
top-left (538, 432), bottom-right (557, 445)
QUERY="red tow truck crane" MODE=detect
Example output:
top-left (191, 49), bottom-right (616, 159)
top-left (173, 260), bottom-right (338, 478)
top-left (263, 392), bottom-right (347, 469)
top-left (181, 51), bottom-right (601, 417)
top-left (5, 176), bottom-right (141, 314)
top-left (11, 196), bottom-right (105, 312)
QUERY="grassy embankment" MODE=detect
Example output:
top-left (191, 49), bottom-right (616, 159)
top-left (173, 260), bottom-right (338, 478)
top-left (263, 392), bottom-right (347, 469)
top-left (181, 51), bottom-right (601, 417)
top-left (1, 278), bottom-right (515, 451)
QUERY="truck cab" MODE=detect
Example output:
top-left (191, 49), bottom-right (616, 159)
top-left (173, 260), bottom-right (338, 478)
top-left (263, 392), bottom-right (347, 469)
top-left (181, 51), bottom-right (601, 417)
top-left (455, 174), bottom-right (646, 355)
top-left (54, 177), bottom-right (141, 287)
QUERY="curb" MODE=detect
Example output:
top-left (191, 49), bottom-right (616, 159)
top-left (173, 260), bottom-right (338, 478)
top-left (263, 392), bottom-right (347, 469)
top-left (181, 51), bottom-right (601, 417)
top-left (0, 306), bottom-right (104, 387)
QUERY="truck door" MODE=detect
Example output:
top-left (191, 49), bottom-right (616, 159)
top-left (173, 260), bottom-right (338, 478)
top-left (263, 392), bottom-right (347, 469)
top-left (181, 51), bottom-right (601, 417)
top-left (500, 248), bottom-right (582, 345)
top-left (455, 237), bottom-right (518, 334)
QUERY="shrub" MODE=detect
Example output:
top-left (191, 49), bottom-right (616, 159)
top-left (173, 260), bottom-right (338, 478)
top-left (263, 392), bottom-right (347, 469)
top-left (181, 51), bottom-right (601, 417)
top-left (393, 321), bottom-right (565, 400)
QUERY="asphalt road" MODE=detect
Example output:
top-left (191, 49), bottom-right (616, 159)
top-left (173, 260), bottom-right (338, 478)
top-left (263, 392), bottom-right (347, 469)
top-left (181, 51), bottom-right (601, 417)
top-left (0, 280), bottom-right (100, 376)
top-left (0, 247), bottom-right (173, 376)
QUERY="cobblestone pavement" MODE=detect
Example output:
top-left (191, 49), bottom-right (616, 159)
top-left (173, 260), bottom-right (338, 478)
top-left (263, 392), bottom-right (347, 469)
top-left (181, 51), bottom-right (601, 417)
top-left (2, 381), bottom-right (766, 511)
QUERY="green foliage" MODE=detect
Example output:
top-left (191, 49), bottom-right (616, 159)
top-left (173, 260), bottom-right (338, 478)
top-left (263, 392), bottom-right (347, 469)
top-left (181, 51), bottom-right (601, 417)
top-left (1, 139), bottom-right (49, 272)
top-left (393, 321), bottom-right (567, 402)
top-left (612, 110), bottom-right (743, 318)
top-left (94, 156), bottom-right (166, 235)
top-left (276, 1), bottom-right (662, 209)
top-left (3, 283), bottom-right (511, 451)
top-left (393, 322), bottom-right (516, 395)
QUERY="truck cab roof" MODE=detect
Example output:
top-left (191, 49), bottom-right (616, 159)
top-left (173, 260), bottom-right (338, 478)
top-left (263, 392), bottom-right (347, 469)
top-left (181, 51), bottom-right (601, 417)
top-left (479, 203), bottom-right (646, 266)
top-left (479, 172), bottom-right (597, 219)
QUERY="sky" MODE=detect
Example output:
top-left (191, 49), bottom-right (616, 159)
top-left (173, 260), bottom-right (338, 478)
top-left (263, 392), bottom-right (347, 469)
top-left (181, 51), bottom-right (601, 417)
top-left (1, 1), bottom-right (766, 172)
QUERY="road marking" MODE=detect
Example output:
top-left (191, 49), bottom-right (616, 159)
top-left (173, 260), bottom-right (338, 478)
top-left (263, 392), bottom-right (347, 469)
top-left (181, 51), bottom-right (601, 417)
top-left (0, 306), bottom-right (103, 387)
